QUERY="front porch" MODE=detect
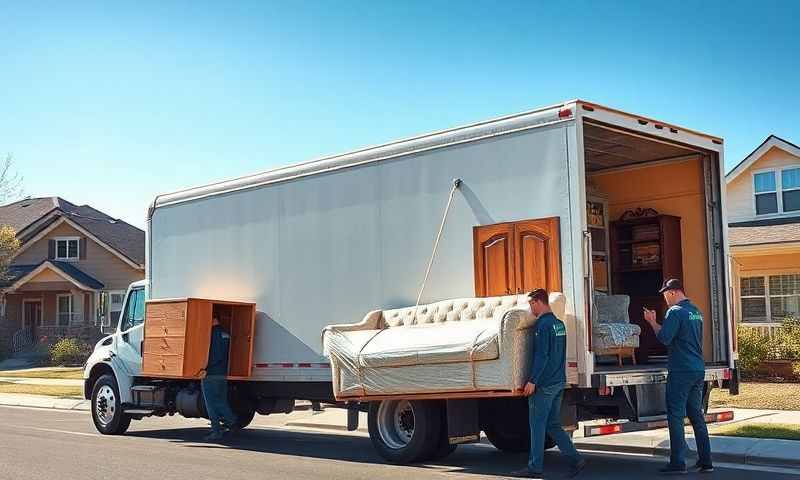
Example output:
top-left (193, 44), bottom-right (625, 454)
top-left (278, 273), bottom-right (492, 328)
top-left (2, 261), bottom-right (107, 353)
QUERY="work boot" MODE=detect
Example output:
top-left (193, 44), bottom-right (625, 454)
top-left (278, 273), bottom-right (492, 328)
top-left (567, 458), bottom-right (587, 477)
top-left (203, 430), bottom-right (225, 442)
top-left (509, 467), bottom-right (543, 478)
top-left (690, 462), bottom-right (714, 473)
top-left (657, 464), bottom-right (687, 475)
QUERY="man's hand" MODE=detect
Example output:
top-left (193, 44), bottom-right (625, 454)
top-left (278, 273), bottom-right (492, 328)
top-left (643, 308), bottom-right (657, 325)
top-left (198, 369), bottom-right (207, 380)
top-left (643, 308), bottom-right (662, 335)
top-left (522, 381), bottom-right (536, 396)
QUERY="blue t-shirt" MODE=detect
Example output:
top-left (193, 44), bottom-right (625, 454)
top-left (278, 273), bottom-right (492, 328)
top-left (656, 299), bottom-right (705, 372)
top-left (528, 312), bottom-right (567, 388)
top-left (207, 325), bottom-right (231, 376)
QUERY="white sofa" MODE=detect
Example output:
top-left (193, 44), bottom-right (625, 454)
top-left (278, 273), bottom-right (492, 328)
top-left (323, 292), bottom-right (566, 400)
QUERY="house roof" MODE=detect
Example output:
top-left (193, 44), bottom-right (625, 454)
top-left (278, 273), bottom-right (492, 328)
top-left (0, 197), bottom-right (145, 266)
top-left (2, 260), bottom-right (105, 290)
top-left (728, 216), bottom-right (800, 247)
top-left (726, 135), bottom-right (800, 183)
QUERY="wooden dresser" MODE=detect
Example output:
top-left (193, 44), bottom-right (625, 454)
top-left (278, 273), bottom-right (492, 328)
top-left (141, 298), bottom-right (256, 380)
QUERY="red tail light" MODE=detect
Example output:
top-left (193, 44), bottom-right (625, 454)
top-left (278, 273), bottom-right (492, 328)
top-left (558, 108), bottom-right (573, 118)
top-left (716, 411), bottom-right (734, 422)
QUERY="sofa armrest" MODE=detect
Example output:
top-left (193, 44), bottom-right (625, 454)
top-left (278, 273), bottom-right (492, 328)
top-left (323, 310), bottom-right (383, 335)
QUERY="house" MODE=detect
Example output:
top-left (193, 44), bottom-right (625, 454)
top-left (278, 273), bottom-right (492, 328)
top-left (726, 136), bottom-right (800, 332)
top-left (0, 197), bottom-right (145, 352)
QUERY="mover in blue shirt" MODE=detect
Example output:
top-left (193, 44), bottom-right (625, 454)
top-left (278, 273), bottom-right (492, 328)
top-left (199, 315), bottom-right (238, 441)
top-left (511, 289), bottom-right (585, 479)
top-left (644, 278), bottom-right (713, 475)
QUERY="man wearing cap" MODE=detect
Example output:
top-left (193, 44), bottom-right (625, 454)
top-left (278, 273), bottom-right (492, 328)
top-left (644, 279), bottom-right (713, 475)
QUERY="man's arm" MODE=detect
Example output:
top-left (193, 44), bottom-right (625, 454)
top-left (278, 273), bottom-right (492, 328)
top-left (528, 324), bottom-right (552, 386)
top-left (654, 308), bottom-right (681, 346)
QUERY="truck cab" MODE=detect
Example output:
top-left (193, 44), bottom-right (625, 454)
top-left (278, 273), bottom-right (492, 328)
top-left (83, 280), bottom-right (147, 433)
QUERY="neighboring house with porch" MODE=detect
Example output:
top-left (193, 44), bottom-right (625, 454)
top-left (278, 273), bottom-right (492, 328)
top-left (0, 197), bottom-right (145, 353)
top-left (726, 135), bottom-right (800, 335)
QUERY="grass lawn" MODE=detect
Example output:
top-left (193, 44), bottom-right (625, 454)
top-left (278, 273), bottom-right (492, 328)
top-left (712, 422), bottom-right (800, 441)
top-left (710, 382), bottom-right (800, 410)
top-left (0, 368), bottom-right (84, 380)
top-left (0, 381), bottom-right (83, 398)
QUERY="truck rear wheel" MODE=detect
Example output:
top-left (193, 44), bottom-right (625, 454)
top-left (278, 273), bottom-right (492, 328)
top-left (368, 400), bottom-right (441, 464)
top-left (483, 422), bottom-right (556, 452)
top-left (91, 374), bottom-right (131, 435)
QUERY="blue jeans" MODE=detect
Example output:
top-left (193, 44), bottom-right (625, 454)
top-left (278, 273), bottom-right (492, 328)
top-left (666, 371), bottom-right (712, 468)
top-left (528, 383), bottom-right (582, 473)
top-left (201, 375), bottom-right (237, 433)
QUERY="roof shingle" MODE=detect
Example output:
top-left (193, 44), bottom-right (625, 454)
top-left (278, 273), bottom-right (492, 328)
top-left (0, 197), bottom-right (144, 266)
top-left (728, 216), bottom-right (800, 246)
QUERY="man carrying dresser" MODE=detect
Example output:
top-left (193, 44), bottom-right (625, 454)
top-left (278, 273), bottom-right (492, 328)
top-left (199, 315), bottom-right (238, 441)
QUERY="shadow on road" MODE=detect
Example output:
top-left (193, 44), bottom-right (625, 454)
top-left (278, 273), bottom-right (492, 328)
top-left (126, 426), bottom-right (572, 478)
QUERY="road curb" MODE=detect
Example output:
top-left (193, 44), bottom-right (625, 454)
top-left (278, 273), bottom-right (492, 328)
top-left (575, 439), bottom-right (800, 470)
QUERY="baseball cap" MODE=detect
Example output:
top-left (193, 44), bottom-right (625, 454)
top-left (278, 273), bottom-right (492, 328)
top-left (659, 278), bottom-right (683, 294)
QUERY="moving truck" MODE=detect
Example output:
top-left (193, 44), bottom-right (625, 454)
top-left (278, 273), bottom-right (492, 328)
top-left (84, 100), bottom-right (738, 462)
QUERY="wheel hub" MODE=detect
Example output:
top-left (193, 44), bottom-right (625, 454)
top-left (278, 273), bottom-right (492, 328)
top-left (377, 400), bottom-right (416, 449)
top-left (95, 385), bottom-right (116, 426)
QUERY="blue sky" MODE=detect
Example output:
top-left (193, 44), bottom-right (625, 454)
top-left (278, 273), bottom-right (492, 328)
top-left (2, 1), bottom-right (798, 228)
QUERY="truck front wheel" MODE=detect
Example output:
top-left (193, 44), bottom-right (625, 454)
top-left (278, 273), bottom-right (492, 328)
top-left (368, 400), bottom-right (441, 464)
top-left (91, 374), bottom-right (131, 435)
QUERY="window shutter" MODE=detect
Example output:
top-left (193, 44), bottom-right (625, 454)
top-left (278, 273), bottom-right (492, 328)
top-left (80, 238), bottom-right (87, 260)
top-left (48, 240), bottom-right (55, 259)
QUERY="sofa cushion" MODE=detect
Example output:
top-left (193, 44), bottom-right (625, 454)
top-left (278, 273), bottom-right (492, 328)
top-left (359, 321), bottom-right (500, 368)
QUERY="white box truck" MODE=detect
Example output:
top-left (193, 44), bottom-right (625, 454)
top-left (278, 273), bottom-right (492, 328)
top-left (83, 100), bottom-right (738, 463)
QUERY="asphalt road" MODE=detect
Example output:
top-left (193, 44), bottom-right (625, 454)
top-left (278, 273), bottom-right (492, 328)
top-left (1, 406), bottom-right (798, 480)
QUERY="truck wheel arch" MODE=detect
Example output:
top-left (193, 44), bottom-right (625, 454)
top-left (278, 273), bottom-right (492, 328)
top-left (85, 363), bottom-right (115, 399)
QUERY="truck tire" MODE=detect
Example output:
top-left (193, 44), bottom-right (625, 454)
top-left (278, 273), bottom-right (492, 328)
top-left (229, 385), bottom-right (256, 429)
top-left (422, 403), bottom-right (457, 462)
top-left (483, 424), bottom-right (556, 452)
top-left (91, 374), bottom-right (131, 435)
top-left (368, 400), bottom-right (441, 464)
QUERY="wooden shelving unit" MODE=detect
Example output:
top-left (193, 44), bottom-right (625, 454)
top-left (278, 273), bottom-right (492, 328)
top-left (610, 212), bottom-right (682, 363)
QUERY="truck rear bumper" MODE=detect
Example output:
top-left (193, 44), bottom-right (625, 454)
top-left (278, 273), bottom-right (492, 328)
top-left (591, 366), bottom-right (731, 388)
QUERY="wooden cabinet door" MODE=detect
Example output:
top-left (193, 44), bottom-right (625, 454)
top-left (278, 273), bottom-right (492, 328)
top-left (514, 217), bottom-right (562, 294)
top-left (473, 223), bottom-right (515, 296)
top-left (473, 217), bottom-right (561, 297)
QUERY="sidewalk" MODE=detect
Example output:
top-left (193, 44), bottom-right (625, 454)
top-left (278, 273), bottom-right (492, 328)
top-left (1, 390), bottom-right (797, 469)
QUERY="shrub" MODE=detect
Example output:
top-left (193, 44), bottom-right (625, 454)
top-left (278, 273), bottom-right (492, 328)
top-left (737, 326), bottom-right (770, 375)
top-left (49, 338), bottom-right (90, 366)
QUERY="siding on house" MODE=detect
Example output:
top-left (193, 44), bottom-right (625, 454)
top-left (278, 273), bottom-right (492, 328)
top-left (727, 146), bottom-right (800, 222)
top-left (14, 222), bottom-right (143, 290)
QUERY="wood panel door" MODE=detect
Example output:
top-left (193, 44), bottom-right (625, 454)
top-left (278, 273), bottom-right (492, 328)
top-left (514, 217), bottom-right (561, 294)
top-left (473, 223), bottom-right (515, 296)
top-left (473, 217), bottom-right (561, 297)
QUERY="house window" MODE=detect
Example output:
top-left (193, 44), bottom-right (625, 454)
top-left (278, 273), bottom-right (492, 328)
top-left (754, 172), bottom-right (778, 215)
top-left (782, 167), bottom-right (800, 212)
top-left (57, 294), bottom-right (73, 326)
top-left (741, 274), bottom-right (800, 323)
top-left (55, 237), bottom-right (80, 260)
top-left (769, 274), bottom-right (800, 321)
top-left (754, 167), bottom-right (800, 215)
top-left (740, 277), bottom-right (767, 323)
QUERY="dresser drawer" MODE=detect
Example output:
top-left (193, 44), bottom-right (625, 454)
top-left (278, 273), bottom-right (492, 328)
top-left (143, 337), bottom-right (186, 356)
top-left (142, 354), bottom-right (183, 377)
top-left (145, 302), bottom-right (187, 337)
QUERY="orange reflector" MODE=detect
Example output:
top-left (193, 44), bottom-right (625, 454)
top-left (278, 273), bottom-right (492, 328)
top-left (598, 387), bottom-right (613, 396)
top-left (723, 369), bottom-right (732, 380)
top-left (559, 108), bottom-right (573, 118)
